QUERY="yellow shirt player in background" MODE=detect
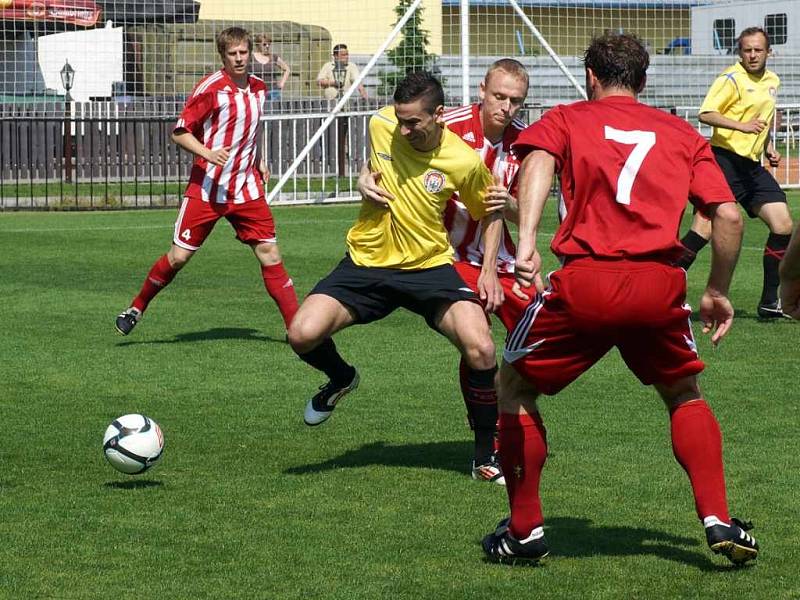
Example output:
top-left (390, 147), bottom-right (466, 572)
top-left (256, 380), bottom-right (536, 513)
top-left (677, 26), bottom-right (794, 319)
top-left (288, 71), bottom-right (505, 435)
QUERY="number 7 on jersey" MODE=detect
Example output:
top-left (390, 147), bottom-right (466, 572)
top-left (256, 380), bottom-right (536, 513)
top-left (604, 126), bottom-right (656, 205)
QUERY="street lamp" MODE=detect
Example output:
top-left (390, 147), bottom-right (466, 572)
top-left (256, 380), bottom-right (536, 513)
top-left (60, 60), bottom-right (75, 183)
top-left (60, 60), bottom-right (75, 101)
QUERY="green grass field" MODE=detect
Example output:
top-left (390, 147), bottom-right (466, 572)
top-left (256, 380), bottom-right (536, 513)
top-left (1, 197), bottom-right (798, 599)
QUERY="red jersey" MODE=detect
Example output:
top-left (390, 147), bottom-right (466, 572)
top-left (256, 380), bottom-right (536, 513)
top-left (442, 104), bottom-right (525, 273)
top-left (175, 70), bottom-right (268, 204)
top-left (512, 95), bottom-right (734, 261)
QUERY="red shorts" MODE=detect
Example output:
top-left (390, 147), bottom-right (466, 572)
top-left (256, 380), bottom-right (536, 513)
top-left (504, 258), bottom-right (704, 395)
top-left (173, 196), bottom-right (276, 251)
top-left (453, 261), bottom-right (529, 332)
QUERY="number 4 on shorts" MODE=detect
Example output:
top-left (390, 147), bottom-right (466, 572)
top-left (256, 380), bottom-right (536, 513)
top-left (604, 126), bottom-right (656, 206)
top-left (181, 228), bottom-right (191, 241)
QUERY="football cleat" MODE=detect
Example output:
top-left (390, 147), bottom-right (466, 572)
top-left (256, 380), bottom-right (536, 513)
top-left (757, 300), bottom-right (791, 320)
top-left (471, 451), bottom-right (506, 485)
top-left (303, 369), bottom-right (360, 426)
top-left (705, 517), bottom-right (759, 566)
top-left (482, 521), bottom-right (549, 565)
top-left (115, 307), bottom-right (142, 336)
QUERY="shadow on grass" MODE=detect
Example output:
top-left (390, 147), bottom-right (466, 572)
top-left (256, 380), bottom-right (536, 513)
top-left (285, 440), bottom-right (472, 477)
top-left (690, 308), bottom-right (796, 323)
top-left (103, 480), bottom-right (164, 490)
top-left (116, 327), bottom-right (286, 346)
top-left (287, 442), bottom-right (748, 571)
top-left (534, 516), bottom-right (744, 571)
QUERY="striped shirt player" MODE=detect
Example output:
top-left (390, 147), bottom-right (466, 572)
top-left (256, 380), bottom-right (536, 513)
top-left (442, 102), bottom-right (527, 332)
top-left (114, 27), bottom-right (298, 337)
top-left (176, 69), bottom-right (268, 206)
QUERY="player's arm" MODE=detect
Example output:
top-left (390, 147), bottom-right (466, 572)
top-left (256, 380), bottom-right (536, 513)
top-left (765, 129), bottom-right (781, 167)
top-left (779, 224), bottom-right (800, 319)
top-left (485, 174), bottom-right (518, 221)
top-left (172, 129), bottom-right (230, 167)
top-left (478, 211), bottom-right (504, 312)
top-left (700, 201), bottom-right (743, 344)
top-left (254, 121), bottom-right (269, 183)
top-left (512, 149), bottom-right (554, 299)
top-left (698, 110), bottom-right (767, 135)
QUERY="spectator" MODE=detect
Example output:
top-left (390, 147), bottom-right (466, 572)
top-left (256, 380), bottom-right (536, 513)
top-left (317, 44), bottom-right (368, 100)
top-left (252, 34), bottom-right (291, 101)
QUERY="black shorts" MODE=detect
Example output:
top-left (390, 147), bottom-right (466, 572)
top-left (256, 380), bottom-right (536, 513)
top-left (310, 254), bottom-right (478, 329)
top-left (712, 146), bottom-right (786, 218)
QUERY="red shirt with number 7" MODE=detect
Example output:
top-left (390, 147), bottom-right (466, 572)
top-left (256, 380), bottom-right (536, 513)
top-left (512, 95), bottom-right (734, 261)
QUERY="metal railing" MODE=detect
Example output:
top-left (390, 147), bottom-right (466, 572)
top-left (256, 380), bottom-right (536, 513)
top-left (2, 102), bottom-right (798, 210)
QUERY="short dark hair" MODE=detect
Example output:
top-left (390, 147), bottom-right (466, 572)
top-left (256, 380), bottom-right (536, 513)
top-left (333, 44), bottom-right (348, 56)
top-left (737, 27), bottom-right (770, 50)
top-left (393, 71), bottom-right (444, 114)
top-left (583, 32), bottom-right (649, 93)
top-left (217, 27), bottom-right (252, 56)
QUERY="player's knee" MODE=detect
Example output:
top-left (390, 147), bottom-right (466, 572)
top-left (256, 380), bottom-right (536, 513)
top-left (255, 241), bottom-right (281, 265)
top-left (462, 336), bottom-right (497, 370)
top-left (287, 313), bottom-right (323, 354)
top-left (167, 248), bottom-right (192, 270)
top-left (655, 376), bottom-right (702, 410)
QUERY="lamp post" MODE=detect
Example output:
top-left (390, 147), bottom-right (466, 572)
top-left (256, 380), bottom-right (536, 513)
top-left (60, 60), bottom-right (75, 184)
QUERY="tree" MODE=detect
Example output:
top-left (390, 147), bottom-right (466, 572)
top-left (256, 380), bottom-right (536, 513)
top-left (377, 0), bottom-right (440, 96)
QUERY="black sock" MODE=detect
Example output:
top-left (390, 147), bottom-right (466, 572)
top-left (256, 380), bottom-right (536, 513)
top-left (464, 365), bottom-right (498, 465)
top-left (762, 232), bottom-right (791, 305)
top-left (677, 230), bottom-right (710, 270)
top-left (296, 338), bottom-right (354, 386)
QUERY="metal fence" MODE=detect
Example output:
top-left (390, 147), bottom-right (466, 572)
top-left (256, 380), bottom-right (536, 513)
top-left (2, 102), bottom-right (799, 210)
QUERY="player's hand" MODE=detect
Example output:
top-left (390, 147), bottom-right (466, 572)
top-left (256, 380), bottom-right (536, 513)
top-left (512, 241), bottom-right (544, 300)
top-left (258, 160), bottom-right (270, 183)
top-left (780, 278), bottom-right (800, 320)
top-left (478, 270), bottom-right (504, 313)
top-left (699, 290), bottom-right (735, 346)
top-left (357, 170), bottom-right (394, 207)
top-left (766, 147), bottom-right (781, 167)
top-left (207, 146), bottom-right (232, 167)
top-left (740, 117), bottom-right (767, 134)
top-left (485, 185), bottom-right (512, 214)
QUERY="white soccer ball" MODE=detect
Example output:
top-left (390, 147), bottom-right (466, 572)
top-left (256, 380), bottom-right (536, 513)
top-left (103, 414), bottom-right (164, 474)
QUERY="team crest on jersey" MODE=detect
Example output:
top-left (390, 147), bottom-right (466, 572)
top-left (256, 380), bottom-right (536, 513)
top-left (769, 86), bottom-right (777, 97)
top-left (423, 170), bottom-right (446, 193)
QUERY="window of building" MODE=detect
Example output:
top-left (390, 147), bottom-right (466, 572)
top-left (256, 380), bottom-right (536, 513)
top-left (713, 18), bottom-right (736, 53)
top-left (764, 13), bottom-right (788, 46)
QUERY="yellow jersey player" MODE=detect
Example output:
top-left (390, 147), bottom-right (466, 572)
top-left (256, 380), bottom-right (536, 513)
top-left (287, 71), bottom-right (504, 430)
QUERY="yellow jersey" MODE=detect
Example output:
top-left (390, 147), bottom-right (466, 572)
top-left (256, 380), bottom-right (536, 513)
top-left (346, 106), bottom-right (493, 269)
top-left (699, 62), bottom-right (780, 161)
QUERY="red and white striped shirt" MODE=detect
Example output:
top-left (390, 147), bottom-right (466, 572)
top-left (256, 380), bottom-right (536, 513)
top-left (175, 70), bottom-right (268, 204)
top-left (442, 103), bottom-right (525, 273)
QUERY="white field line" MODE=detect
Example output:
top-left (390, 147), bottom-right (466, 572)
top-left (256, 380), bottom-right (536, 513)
top-left (0, 221), bottom-right (769, 252)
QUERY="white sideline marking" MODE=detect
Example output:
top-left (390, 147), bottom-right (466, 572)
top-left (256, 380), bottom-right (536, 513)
top-left (0, 219), bottom-right (772, 251)
top-left (0, 218), bottom-right (356, 234)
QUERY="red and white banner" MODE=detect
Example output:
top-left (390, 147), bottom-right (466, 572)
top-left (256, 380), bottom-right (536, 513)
top-left (0, 0), bottom-right (101, 27)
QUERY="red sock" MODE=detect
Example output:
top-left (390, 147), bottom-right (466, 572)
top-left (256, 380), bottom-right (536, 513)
top-left (498, 411), bottom-right (548, 539)
top-left (670, 399), bottom-right (730, 523)
top-left (131, 254), bottom-right (178, 313)
top-left (261, 262), bottom-right (299, 328)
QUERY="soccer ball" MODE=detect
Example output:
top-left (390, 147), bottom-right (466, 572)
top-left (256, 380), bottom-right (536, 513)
top-left (103, 414), bottom-right (164, 474)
